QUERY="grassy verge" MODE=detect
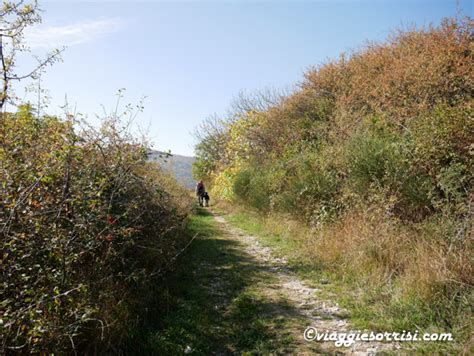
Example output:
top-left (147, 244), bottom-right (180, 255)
top-left (214, 203), bottom-right (469, 354)
top-left (121, 208), bottom-right (297, 354)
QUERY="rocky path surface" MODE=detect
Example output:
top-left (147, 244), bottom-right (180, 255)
top-left (212, 212), bottom-right (400, 355)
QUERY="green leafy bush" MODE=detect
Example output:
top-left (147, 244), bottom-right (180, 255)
top-left (233, 167), bottom-right (272, 211)
top-left (408, 104), bottom-right (474, 215)
top-left (344, 121), bottom-right (434, 220)
top-left (233, 169), bottom-right (252, 201)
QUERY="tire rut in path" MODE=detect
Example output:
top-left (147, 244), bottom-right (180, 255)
top-left (211, 212), bottom-right (401, 355)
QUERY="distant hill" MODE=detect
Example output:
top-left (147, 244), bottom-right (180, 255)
top-left (147, 150), bottom-right (196, 189)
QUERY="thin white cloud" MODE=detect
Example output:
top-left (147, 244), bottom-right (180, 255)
top-left (26, 18), bottom-right (123, 48)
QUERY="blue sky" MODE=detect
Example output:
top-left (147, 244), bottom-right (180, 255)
top-left (22, 0), bottom-right (471, 156)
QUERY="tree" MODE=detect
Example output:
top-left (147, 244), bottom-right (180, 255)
top-left (192, 114), bottom-right (228, 181)
top-left (0, 0), bottom-right (62, 111)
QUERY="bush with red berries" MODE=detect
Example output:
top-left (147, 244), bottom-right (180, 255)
top-left (0, 104), bottom-right (192, 352)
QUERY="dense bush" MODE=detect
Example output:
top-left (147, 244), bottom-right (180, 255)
top-left (407, 104), bottom-right (473, 214)
top-left (0, 105), bottom-right (192, 352)
top-left (196, 16), bottom-right (473, 222)
top-left (194, 16), bottom-right (473, 350)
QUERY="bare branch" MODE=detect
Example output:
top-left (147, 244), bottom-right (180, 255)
top-left (0, 1), bottom-right (62, 110)
top-left (6, 47), bottom-right (64, 81)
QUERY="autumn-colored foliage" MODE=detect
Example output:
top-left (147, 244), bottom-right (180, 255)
top-left (194, 16), bottom-right (473, 350)
top-left (1, 105), bottom-right (192, 352)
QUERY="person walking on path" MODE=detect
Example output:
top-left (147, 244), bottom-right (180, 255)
top-left (195, 180), bottom-right (205, 206)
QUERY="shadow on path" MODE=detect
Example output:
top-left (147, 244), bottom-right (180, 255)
top-left (124, 207), bottom-right (317, 355)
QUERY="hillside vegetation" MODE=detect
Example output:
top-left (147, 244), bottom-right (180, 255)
top-left (194, 17), bottom-right (473, 351)
top-left (0, 105), bottom-right (193, 352)
top-left (148, 151), bottom-right (196, 189)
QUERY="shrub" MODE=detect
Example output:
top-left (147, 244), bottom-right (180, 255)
top-left (408, 104), bottom-right (474, 215)
top-left (304, 17), bottom-right (473, 129)
top-left (233, 169), bottom-right (252, 201)
top-left (0, 105), bottom-right (192, 352)
top-left (233, 167), bottom-right (272, 211)
top-left (344, 120), bottom-right (434, 220)
top-left (246, 171), bottom-right (272, 211)
top-left (270, 147), bottom-right (342, 223)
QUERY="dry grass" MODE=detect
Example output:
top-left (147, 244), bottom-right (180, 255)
top-left (218, 200), bottom-right (473, 352)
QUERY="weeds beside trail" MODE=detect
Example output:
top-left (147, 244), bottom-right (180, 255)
top-left (217, 204), bottom-right (469, 354)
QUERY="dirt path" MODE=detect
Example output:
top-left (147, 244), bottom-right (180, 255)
top-left (211, 212), bottom-right (400, 355)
